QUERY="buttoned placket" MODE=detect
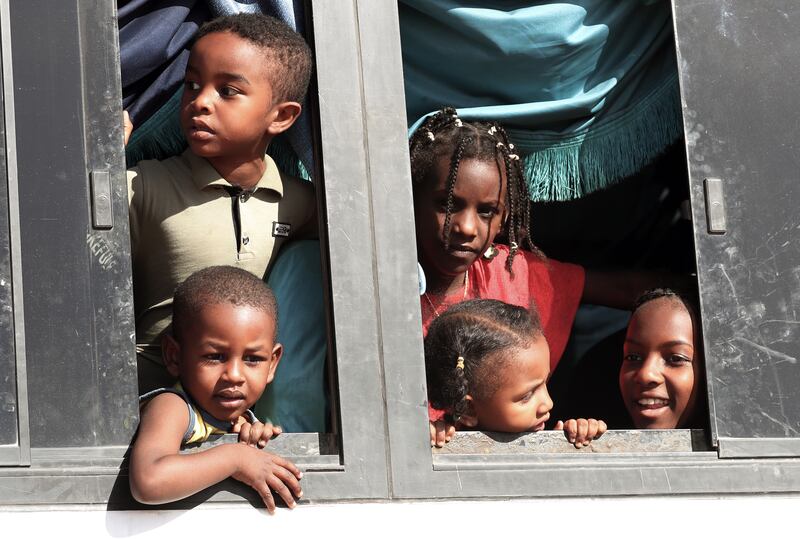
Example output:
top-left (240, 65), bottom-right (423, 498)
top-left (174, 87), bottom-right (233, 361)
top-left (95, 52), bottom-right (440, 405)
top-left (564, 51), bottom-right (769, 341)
top-left (224, 186), bottom-right (255, 260)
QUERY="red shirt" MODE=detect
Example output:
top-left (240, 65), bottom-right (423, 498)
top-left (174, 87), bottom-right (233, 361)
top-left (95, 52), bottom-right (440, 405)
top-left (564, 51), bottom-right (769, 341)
top-left (422, 246), bottom-right (585, 421)
top-left (421, 244), bottom-right (585, 372)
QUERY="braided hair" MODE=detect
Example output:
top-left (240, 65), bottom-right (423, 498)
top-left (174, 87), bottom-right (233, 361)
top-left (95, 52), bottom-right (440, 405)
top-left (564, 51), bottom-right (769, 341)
top-left (409, 107), bottom-right (542, 271)
top-left (425, 299), bottom-right (543, 422)
top-left (633, 287), bottom-right (699, 321)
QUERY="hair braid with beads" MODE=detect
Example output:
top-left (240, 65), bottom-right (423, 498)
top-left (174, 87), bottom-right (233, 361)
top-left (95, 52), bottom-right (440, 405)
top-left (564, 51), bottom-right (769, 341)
top-left (425, 299), bottom-right (543, 422)
top-left (409, 108), bottom-right (542, 271)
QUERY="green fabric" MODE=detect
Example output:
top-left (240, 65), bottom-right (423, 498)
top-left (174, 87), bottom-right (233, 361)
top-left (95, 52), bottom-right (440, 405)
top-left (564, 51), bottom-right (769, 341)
top-left (401, 0), bottom-right (682, 201)
top-left (255, 240), bottom-right (328, 432)
top-left (125, 87), bottom-right (311, 180)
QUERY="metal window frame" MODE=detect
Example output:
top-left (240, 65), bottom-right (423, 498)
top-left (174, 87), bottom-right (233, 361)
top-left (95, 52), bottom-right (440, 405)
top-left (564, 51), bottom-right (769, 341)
top-left (4, 0), bottom-right (800, 507)
top-left (0, 0), bottom-right (30, 466)
top-left (363, 0), bottom-right (800, 498)
top-left (0, 0), bottom-right (393, 504)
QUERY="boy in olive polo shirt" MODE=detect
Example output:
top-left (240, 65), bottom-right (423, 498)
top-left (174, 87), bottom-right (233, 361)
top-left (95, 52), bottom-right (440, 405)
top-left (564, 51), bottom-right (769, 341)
top-left (126, 14), bottom-right (317, 393)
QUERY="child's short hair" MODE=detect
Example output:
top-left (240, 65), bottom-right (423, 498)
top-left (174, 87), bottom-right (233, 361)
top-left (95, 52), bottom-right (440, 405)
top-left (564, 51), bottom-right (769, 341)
top-left (409, 108), bottom-right (542, 270)
top-left (425, 299), bottom-right (543, 420)
top-left (172, 265), bottom-right (278, 340)
top-left (195, 13), bottom-right (313, 103)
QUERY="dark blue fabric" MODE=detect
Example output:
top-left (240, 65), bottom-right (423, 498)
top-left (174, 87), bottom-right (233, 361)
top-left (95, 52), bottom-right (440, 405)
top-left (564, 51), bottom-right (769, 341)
top-left (119, 0), bottom-right (210, 126)
top-left (119, 0), bottom-right (314, 172)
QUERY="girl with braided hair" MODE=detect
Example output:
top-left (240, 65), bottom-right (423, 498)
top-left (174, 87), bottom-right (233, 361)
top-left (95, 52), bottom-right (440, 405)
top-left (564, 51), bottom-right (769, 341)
top-left (425, 299), bottom-right (606, 447)
top-left (412, 108), bottom-right (679, 443)
top-left (412, 107), bottom-right (583, 370)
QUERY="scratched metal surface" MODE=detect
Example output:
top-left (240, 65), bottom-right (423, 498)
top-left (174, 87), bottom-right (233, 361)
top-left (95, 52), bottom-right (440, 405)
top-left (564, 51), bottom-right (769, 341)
top-left (10, 1), bottom-right (138, 447)
top-left (673, 1), bottom-right (800, 443)
top-left (433, 430), bottom-right (710, 455)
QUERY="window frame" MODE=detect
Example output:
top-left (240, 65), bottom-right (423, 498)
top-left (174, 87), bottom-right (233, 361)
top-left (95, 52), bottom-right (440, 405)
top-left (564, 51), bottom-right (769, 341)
top-left (3, 0), bottom-right (800, 508)
top-left (0, 0), bottom-right (30, 466)
top-left (365, 0), bottom-right (800, 498)
top-left (0, 0), bottom-right (393, 505)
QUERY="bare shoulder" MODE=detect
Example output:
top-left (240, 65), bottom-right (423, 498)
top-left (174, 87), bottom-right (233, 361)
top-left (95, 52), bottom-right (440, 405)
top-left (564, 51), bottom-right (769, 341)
top-left (138, 391), bottom-right (189, 431)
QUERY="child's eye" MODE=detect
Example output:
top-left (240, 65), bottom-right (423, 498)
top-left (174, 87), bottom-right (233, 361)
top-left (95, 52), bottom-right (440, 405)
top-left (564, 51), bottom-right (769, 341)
top-left (184, 80), bottom-right (200, 92)
top-left (203, 353), bottom-right (223, 361)
top-left (667, 354), bottom-right (692, 365)
top-left (219, 86), bottom-right (240, 97)
top-left (244, 355), bottom-right (265, 364)
top-left (624, 353), bottom-right (642, 362)
top-left (478, 207), bottom-right (499, 219)
top-left (519, 390), bottom-right (533, 403)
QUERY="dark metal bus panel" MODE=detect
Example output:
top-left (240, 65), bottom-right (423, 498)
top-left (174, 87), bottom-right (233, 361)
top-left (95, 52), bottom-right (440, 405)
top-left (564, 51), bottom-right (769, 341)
top-left (7, 0), bottom-right (139, 452)
top-left (673, 0), bottom-right (800, 457)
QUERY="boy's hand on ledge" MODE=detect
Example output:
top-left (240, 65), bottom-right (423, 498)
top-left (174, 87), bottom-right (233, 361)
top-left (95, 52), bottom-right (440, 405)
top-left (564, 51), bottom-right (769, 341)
top-left (430, 419), bottom-right (456, 448)
top-left (231, 447), bottom-right (303, 514)
top-left (235, 418), bottom-right (282, 448)
top-left (555, 418), bottom-right (607, 448)
top-left (123, 110), bottom-right (133, 146)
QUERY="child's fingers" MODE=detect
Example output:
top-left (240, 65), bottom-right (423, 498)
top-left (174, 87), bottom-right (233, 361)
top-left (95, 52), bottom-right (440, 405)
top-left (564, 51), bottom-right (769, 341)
top-left (272, 463), bottom-right (303, 499)
top-left (266, 473), bottom-right (299, 509)
top-left (562, 419), bottom-right (577, 443)
top-left (248, 423), bottom-right (265, 447)
top-left (430, 420), bottom-right (445, 447)
top-left (260, 422), bottom-right (278, 446)
top-left (597, 420), bottom-right (607, 438)
top-left (445, 423), bottom-right (455, 443)
top-left (254, 483), bottom-right (276, 514)
top-left (122, 110), bottom-right (133, 146)
top-left (237, 422), bottom-right (251, 443)
top-left (271, 453), bottom-right (303, 480)
top-left (576, 419), bottom-right (590, 445)
top-left (554, 420), bottom-right (564, 431)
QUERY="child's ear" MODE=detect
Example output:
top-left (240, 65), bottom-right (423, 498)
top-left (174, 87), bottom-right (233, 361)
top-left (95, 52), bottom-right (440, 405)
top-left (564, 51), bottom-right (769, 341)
top-left (266, 101), bottom-right (302, 136)
top-left (265, 342), bottom-right (284, 384)
top-left (456, 395), bottom-right (479, 428)
top-left (162, 334), bottom-right (181, 378)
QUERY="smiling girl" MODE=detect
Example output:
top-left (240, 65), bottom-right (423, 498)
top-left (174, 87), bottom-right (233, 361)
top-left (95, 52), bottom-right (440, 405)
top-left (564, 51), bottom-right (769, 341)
top-left (619, 288), bottom-right (704, 429)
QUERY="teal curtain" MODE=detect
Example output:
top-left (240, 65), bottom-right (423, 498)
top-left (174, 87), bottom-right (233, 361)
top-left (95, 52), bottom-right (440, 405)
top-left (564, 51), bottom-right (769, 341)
top-left (401, 0), bottom-right (682, 201)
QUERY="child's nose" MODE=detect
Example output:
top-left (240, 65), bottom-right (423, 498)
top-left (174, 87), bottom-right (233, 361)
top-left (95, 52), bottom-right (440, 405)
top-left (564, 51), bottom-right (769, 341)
top-left (540, 384), bottom-right (554, 414)
top-left (452, 212), bottom-right (477, 238)
top-left (635, 356), bottom-right (664, 385)
top-left (223, 358), bottom-right (246, 383)
top-left (191, 87), bottom-right (214, 113)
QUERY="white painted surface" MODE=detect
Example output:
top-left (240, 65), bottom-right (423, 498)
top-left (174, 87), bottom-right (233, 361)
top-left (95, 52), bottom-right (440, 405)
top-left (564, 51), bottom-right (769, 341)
top-left (1, 496), bottom-right (795, 537)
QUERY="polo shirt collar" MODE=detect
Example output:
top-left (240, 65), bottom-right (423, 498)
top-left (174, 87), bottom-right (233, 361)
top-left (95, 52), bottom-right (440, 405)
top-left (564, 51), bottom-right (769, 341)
top-left (184, 149), bottom-right (283, 196)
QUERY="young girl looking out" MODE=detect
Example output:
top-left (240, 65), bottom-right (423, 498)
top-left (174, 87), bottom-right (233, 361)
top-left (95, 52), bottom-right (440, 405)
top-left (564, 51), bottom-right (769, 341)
top-left (619, 288), bottom-right (704, 429)
top-left (426, 299), bottom-right (605, 447)
top-left (411, 108), bottom-right (666, 364)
